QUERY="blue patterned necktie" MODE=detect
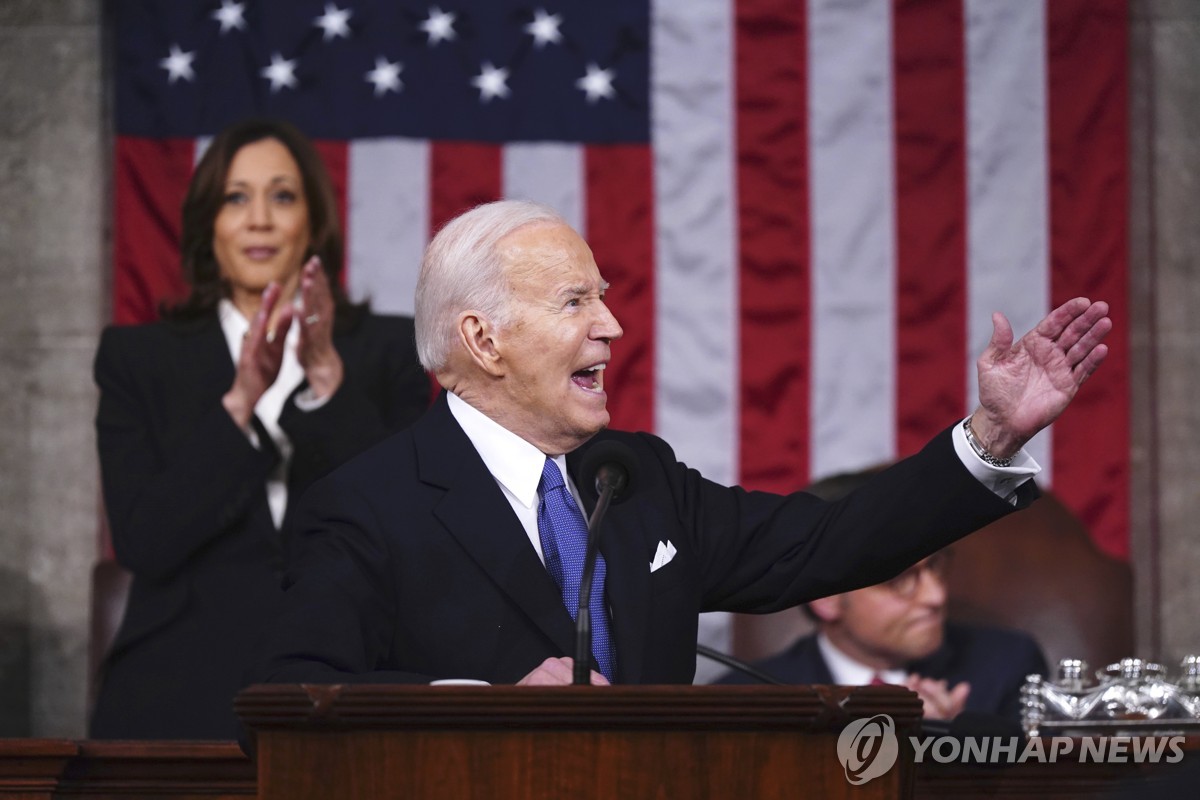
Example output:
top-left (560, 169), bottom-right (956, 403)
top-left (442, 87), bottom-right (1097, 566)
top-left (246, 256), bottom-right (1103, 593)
top-left (537, 457), bottom-right (615, 682)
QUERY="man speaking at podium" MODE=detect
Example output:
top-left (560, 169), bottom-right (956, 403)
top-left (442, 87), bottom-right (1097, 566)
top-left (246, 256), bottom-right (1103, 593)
top-left (253, 199), bottom-right (1110, 688)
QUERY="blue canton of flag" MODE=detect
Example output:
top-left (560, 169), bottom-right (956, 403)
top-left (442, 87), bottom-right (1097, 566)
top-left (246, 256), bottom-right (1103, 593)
top-left (114, 0), bottom-right (650, 142)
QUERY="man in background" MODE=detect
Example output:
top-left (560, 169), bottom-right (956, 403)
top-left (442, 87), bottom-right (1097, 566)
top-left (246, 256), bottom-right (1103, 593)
top-left (716, 468), bottom-right (1048, 723)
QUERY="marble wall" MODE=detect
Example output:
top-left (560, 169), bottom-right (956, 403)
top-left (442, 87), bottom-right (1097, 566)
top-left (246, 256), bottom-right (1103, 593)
top-left (1130, 0), bottom-right (1200, 669)
top-left (0, 0), bottom-right (106, 735)
top-left (0, 0), bottom-right (1196, 735)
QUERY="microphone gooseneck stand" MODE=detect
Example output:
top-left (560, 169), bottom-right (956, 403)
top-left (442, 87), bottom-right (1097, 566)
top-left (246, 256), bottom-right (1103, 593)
top-left (573, 483), bottom-right (616, 685)
top-left (695, 644), bottom-right (788, 686)
top-left (572, 441), bottom-right (638, 686)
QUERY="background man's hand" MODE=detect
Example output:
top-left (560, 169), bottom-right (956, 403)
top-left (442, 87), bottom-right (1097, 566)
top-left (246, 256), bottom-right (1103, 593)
top-left (905, 675), bottom-right (970, 721)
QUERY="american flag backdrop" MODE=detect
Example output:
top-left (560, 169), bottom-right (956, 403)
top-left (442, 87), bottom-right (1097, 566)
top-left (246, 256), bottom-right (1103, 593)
top-left (112, 0), bottom-right (1130, 577)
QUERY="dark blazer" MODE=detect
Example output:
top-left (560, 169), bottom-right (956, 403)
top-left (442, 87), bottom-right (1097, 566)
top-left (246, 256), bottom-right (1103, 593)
top-left (714, 623), bottom-right (1048, 723)
top-left (254, 393), bottom-right (1036, 687)
top-left (89, 311), bottom-right (428, 740)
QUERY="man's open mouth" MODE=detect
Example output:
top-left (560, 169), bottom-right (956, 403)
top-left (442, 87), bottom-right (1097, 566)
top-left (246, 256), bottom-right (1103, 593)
top-left (571, 363), bottom-right (605, 391)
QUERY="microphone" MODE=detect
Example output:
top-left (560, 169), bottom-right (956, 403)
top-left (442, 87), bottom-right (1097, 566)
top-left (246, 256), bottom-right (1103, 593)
top-left (577, 440), bottom-right (639, 508)
top-left (573, 440), bottom-right (639, 685)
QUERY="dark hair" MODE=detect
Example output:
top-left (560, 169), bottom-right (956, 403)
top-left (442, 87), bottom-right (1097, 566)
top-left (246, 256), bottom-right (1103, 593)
top-left (161, 117), bottom-right (365, 326)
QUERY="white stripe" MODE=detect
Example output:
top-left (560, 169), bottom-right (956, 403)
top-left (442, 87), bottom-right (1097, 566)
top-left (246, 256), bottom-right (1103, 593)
top-left (652, 0), bottom-right (738, 486)
top-left (965, 0), bottom-right (1052, 482)
top-left (194, 137), bottom-right (211, 164)
top-left (346, 138), bottom-right (430, 315)
top-left (503, 143), bottom-right (585, 234)
top-left (652, 0), bottom-right (738, 684)
top-left (808, 0), bottom-right (897, 479)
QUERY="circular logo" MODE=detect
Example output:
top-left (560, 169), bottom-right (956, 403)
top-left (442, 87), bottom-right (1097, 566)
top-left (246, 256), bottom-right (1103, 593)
top-left (836, 714), bottom-right (899, 785)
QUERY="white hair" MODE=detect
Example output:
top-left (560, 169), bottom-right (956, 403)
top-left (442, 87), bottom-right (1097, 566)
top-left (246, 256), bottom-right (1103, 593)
top-left (415, 199), bottom-right (567, 372)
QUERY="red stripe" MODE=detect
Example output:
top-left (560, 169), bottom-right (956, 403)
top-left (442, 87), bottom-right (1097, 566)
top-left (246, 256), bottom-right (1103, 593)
top-left (893, 0), bottom-right (968, 458)
top-left (1047, 0), bottom-right (1130, 559)
top-left (312, 140), bottom-right (350, 289)
top-left (112, 136), bottom-right (195, 324)
top-left (736, 0), bottom-right (811, 491)
top-left (585, 145), bottom-right (655, 435)
top-left (429, 142), bottom-right (502, 236)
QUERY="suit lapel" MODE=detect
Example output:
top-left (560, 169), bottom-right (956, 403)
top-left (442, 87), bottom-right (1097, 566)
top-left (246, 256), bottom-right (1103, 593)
top-left (170, 315), bottom-right (237, 404)
top-left (174, 316), bottom-right (278, 538)
top-left (800, 636), bottom-right (837, 684)
top-left (568, 442), bottom-right (652, 684)
top-left (414, 396), bottom-right (576, 657)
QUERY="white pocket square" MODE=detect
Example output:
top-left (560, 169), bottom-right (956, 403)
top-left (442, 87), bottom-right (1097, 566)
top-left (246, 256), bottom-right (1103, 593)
top-left (649, 540), bottom-right (677, 573)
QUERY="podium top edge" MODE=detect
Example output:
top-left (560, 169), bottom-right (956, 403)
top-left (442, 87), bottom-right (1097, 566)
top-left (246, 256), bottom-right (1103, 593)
top-left (235, 683), bottom-right (923, 732)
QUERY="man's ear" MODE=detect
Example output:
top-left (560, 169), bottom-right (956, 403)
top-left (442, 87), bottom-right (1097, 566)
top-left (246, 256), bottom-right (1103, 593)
top-left (458, 311), bottom-right (504, 376)
top-left (808, 595), bottom-right (842, 624)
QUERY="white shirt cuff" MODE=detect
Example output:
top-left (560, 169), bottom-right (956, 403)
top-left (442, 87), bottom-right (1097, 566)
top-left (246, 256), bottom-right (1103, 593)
top-left (294, 386), bottom-right (334, 412)
top-left (951, 417), bottom-right (1040, 504)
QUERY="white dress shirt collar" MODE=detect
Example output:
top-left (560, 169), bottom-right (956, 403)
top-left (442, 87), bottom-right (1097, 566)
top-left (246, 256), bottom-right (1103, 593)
top-left (816, 632), bottom-right (908, 686)
top-left (446, 390), bottom-right (563, 512)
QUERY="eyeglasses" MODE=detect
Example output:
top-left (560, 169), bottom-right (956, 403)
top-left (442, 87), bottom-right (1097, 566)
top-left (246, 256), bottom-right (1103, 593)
top-left (881, 551), bottom-right (952, 599)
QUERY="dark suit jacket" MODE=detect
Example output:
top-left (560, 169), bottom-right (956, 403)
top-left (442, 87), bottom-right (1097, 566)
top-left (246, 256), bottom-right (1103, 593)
top-left (89, 311), bottom-right (428, 740)
top-left (254, 393), bottom-right (1036, 686)
top-left (714, 623), bottom-right (1048, 722)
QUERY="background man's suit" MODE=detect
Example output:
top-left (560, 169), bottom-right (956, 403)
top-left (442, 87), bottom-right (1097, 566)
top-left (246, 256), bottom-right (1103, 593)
top-left (90, 312), bottom-right (427, 739)
top-left (715, 623), bottom-right (1048, 722)
top-left (256, 392), bottom-right (1036, 686)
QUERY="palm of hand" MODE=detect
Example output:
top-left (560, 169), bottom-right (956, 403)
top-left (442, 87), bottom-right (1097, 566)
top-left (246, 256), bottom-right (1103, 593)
top-left (977, 331), bottom-right (1078, 443)
top-left (974, 299), bottom-right (1110, 450)
top-left (241, 332), bottom-right (287, 396)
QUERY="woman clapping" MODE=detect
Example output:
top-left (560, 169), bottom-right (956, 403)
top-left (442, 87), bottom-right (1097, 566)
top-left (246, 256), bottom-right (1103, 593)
top-left (90, 118), bottom-right (429, 739)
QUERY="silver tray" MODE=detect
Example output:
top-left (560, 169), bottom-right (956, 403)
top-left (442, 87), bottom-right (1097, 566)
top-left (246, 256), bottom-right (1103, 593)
top-left (1031, 718), bottom-right (1200, 737)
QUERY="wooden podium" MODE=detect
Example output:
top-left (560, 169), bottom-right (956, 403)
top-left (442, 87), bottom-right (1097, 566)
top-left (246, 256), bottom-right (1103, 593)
top-left (236, 684), bottom-right (921, 799)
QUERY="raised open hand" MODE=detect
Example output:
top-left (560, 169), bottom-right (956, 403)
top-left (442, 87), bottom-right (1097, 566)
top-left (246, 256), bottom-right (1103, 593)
top-left (296, 256), bottom-right (344, 399)
top-left (222, 282), bottom-right (295, 430)
top-left (970, 297), bottom-right (1111, 459)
